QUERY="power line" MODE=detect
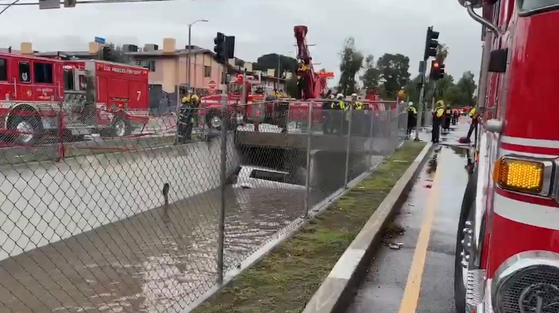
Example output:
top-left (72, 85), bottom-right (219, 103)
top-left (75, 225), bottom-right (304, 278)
top-left (0, 0), bottom-right (176, 6)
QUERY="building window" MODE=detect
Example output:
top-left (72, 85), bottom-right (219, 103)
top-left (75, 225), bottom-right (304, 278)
top-left (140, 60), bottom-right (156, 72)
top-left (204, 66), bottom-right (211, 78)
top-left (18, 62), bottom-right (31, 83)
top-left (34, 62), bottom-right (53, 84)
top-left (0, 59), bottom-right (7, 81)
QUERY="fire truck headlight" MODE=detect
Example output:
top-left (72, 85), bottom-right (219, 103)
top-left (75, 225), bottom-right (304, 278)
top-left (491, 251), bottom-right (559, 313)
top-left (493, 156), bottom-right (553, 196)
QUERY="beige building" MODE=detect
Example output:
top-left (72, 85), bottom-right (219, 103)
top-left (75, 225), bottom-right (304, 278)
top-left (125, 38), bottom-right (286, 95)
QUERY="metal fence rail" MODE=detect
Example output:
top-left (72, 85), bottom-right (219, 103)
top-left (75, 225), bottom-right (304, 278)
top-left (0, 99), bottom-right (407, 313)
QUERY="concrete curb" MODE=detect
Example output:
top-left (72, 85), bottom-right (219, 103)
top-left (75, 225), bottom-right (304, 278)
top-left (302, 141), bottom-right (434, 313)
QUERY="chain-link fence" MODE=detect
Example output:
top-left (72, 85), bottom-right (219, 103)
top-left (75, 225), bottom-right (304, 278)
top-left (0, 97), bottom-right (408, 313)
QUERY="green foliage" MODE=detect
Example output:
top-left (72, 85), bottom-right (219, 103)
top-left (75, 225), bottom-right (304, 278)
top-left (360, 55), bottom-right (381, 92)
top-left (286, 74), bottom-right (298, 98)
top-left (338, 37), bottom-right (364, 95)
top-left (104, 43), bottom-right (129, 63)
top-left (376, 53), bottom-right (411, 98)
top-left (255, 53), bottom-right (297, 78)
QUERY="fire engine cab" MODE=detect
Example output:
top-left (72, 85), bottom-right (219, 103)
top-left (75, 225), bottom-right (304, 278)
top-left (454, 1), bottom-right (559, 313)
top-left (0, 52), bottom-right (148, 144)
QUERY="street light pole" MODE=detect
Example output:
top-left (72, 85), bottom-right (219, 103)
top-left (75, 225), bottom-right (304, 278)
top-left (187, 18), bottom-right (208, 94)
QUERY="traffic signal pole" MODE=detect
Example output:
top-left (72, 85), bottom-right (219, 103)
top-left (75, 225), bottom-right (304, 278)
top-left (414, 26), bottom-right (439, 142)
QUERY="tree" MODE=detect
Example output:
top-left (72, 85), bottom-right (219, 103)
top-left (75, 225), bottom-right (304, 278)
top-left (104, 43), bottom-right (128, 63)
top-left (338, 37), bottom-right (364, 95)
top-left (436, 43), bottom-right (449, 63)
top-left (376, 53), bottom-right (411, 98)
top-left (255, 53), bottom-right (297, 77)
top-left (360, 54), bottom-right (381, 91)
top-left (455, 71), bottom-right (477, 106)
top-left (286, 74), bottom-right (299, 98)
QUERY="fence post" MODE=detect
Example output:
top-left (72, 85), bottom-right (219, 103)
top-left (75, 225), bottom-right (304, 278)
top-left (304, 102), bottom-right (313, 218)
top-left (217, 75), bottom-right (228, 285)
top-left (344, 105), bottom-right (353, 189)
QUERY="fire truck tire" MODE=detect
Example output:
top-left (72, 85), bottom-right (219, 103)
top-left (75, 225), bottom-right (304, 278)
top-left (111, 117), bottom-right (132, 137)
top-left (8, 115), bottom-right (42, 144)
top-left (206, 110), bottom-right (226, 130)
top-left (454, 168), bottom-right (478, 313)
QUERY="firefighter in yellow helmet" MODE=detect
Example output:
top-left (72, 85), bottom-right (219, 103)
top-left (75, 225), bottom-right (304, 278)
top-left (432, 100), bottom-right (445, 143)
top-left (176, 94), bottom-right (198, 143)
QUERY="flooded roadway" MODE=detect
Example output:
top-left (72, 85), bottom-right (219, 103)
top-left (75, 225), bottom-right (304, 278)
top-left (0, 133), bottom-right (387, 313)
top-left (345, 120), bottom-right (471, 313)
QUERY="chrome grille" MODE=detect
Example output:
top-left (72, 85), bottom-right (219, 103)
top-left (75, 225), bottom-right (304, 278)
top-left (495, 264), bottom-right (559, 313)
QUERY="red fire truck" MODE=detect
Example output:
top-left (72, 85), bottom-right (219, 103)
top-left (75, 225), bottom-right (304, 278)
top-left (0, 52), bottom-right (148, 144)
top-left (199, 73), bottom-right (276, 130)
top-left (454, 1), bottom-right (559, 313)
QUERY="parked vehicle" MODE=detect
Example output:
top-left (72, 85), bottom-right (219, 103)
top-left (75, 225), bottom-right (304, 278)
top-left (0, 52), bottom-right (149, 144)
top-left (454, 1), bottom-right (559, 313)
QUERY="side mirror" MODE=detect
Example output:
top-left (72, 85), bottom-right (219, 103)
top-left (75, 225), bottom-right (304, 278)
top-left (458, 0), bottom-right (484, 8)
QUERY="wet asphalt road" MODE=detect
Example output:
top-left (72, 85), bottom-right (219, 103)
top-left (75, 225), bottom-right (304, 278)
top-left (346, 119), bottom-right (471, 313)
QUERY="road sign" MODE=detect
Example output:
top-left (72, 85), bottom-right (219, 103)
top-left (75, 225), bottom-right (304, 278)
top-left (95, 37), bottom-right (106, 44)
top-left (39, 0), bottom-right (61, 10)
top-left (208, 80), bottom-right (217, 89)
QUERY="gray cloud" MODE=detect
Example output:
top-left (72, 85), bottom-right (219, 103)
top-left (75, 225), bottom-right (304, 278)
top-left (0, 0), bottom-right (481, 84)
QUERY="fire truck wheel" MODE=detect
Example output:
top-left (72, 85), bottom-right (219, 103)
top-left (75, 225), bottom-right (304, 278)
top-left (9, 115), bottom-right (42, 144)
top-left (206, 110), bottom-right (223, 130)
top-left (454, 168), bottom-right (478, 313)
top-left (112, 117), bottom-right (132, 137)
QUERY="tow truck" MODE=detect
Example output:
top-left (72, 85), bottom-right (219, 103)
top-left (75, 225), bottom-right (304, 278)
top-left (454, 1), bottom-right (559, 313)
top-left (0, 52), bottom-right (149, 144)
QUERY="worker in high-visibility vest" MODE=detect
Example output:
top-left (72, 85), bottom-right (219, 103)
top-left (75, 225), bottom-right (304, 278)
top-left (461, 107), bottom-right (479, 144)
top-left (331, 93), bottom-right (345, 135)
top-left (432, 100), bottom-right (445, 143)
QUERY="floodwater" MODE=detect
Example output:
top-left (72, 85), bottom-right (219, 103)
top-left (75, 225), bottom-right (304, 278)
top-left (0, 184), bottom-right (307, 313)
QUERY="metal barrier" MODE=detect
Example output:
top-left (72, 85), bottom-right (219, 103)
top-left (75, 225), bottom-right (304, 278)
top-left (0, 98), bottom-right (408, 312)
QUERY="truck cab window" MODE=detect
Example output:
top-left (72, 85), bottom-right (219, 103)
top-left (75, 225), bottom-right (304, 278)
top-left (0, 59), bottom-right (7, 81)
top-left (18, 62), bottom-right (31, 83)
top-left (64, 70), bottom-right (75, 90)
top-left (34, 62), bottom-right (53, 84)
top-left (519, 0), bottom-right (559, 12)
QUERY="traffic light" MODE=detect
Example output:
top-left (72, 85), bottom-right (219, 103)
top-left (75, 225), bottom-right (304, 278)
top-left (430, 60), bottom-right (440, 80)
top-left (424, 26), bottom-right (439, 60)
top-left (64, 0), bottom-right (76, 7)
top-left (438, 63), bottom-right (445, 79)
top-left (225, 36), bottom-right (235, 59)
top-left (214, 32), bottom-right (226, 64)
top-left (101, 46), bottom-right (112, 61)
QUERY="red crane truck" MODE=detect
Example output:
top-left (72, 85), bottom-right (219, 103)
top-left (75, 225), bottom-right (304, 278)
top-left (0, 52), bottom-right (148, 144)
top-left (454, 1), bottom-right (559, 313)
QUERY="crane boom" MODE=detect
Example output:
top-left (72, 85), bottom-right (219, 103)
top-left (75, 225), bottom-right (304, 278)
top-left (294, 25), bottom-right (320, 100)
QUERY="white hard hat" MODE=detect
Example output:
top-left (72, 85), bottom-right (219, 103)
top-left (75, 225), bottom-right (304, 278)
top-left (330, 94), bottom-right (335, 99)
top-left (351, 93), bottom-right (357, 97)
top-left (337, 93), bottom-right (344, 99)
top-left (408, 101), bottom-right (413, 106)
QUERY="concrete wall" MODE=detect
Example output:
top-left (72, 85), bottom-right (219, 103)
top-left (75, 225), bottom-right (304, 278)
top-left (0, 133), bottom-right (240, 260)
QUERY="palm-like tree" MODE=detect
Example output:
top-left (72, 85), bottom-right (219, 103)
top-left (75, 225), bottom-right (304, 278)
top-left (436, 44), bottom-right (449, 63)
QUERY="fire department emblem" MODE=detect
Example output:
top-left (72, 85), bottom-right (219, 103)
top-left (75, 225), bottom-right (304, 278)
top-left (519, 283), bottom-right (559, 313)
top-left (26, 90), bottom-right (32, 97)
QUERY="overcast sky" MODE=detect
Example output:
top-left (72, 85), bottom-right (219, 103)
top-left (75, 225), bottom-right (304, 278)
top-left (0, 0), bottom-right (482, 85)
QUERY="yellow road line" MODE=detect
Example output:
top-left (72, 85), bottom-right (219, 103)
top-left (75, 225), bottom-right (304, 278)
top-left (398, 155), bottom-right (443, 313)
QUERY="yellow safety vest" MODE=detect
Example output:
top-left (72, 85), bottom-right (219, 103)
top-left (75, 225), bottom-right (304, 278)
top-left (408, 106), bottom-right (417, 114)
top-left (436, 108), bottom-right (444, 118)
top-left (469, 107), bottom-right (477, 117)
top-left (354, 101), bottom-right (363, 110)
